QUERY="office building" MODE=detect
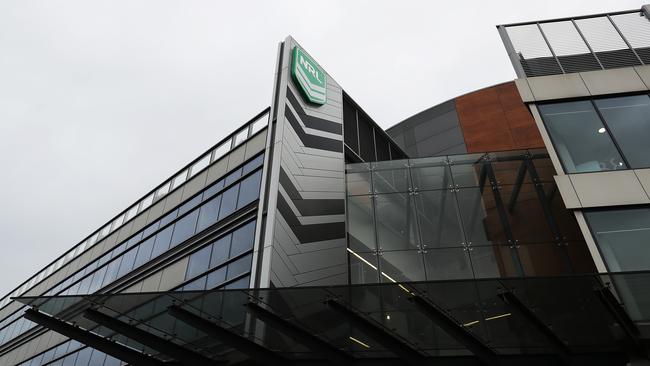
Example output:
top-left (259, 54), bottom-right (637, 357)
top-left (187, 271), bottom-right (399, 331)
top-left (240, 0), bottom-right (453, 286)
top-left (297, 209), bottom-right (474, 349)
top-left (0, 4), bottom-right (649, 366)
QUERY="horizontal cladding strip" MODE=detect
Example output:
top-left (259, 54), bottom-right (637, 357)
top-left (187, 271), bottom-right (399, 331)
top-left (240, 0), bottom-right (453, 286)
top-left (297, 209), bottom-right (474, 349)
top-left (284, 106), bottom-right (342, 153)
top-left (276, 194), bottom-right (345, 243)
top-left (285, 102), bottom-right (342, 140)
top-left (286, 88), bottom-right (342, 135)
top-left (279, 168), bottom-right (345, 216)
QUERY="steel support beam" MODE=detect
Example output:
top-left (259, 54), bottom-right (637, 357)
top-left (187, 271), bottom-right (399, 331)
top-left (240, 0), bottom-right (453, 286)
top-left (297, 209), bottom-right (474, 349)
top-left (409, 295), bottom-right (499, 365)
top-left (83, 309), bottom-right (222, 366)
top-left (246, 302), bottom-right (352, 364)
top-left (24, 308), bottom-right (165, 366)
top-left (498, 291), bottom-right (572, 365)
top-left (595, 286), bottom-right (648, 358)
top-left (324, 299), bottom-right (426, 366)
top-left (507, 160), bottom-right (528, 213)
top-left (168, 306), bottom-right (287, 365)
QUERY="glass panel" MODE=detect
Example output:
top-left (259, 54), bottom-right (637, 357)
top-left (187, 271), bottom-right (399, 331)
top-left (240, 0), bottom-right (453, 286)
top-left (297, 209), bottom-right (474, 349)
top-left (186, 246), bottom-right (212, 280)
top-left (347, 195), bottom-right (376, 252)
top-left (233, 128), bottom-right (248, 147)
top-left (372, 163), bottom-right (410, 193)
top-left (538, 101), bottom-right (626, 173)
top-left (102, 258), bottom-right (122, 286)
top-left (230, 221), bottom-right (256, 258)
top-left (410, 156), bottom-right (451, 190)
top-left (218, 184), bottom-right (240, 220)
top-left (424, 247), bottom-right (472, 280)
top-left (225, 275), bottom-right (250, 289)
top-left (73, 347), bottom-right (93, 366)
top-left (449, 154), bottom-right (486, 187)
top-left (379, 250), bottom-right (425, 282)
top-left (133, 237), bottom-right (155, 269)
top-left (152, 225), bottom-right (173, 258)
top-left (374, 193), bottom-right (420, 251)
top-left (140, 194), bottom-right (154, 211)
top-left (190, 154), bottom-right (210, 177)
top-left (594, 95), bottom-right (650, 168)
top-left (183, 276), bottom-right (207, 291)
top-left (517, 243), bottom-right (570, 276)
top-left (499, 184), bottom-right (554, 244)
top-left (540, 21), bottom-right (590, 56)
top-left (159, 209), bottom-right (178, 227)
top-left (585, 207), bottom-right (650, 271)
top-left (116, 249), bottom-right (138, 279)
top-left (456, 188), bottom-right (501, 246)
top-left (346, 171), bottom-right (372, 196)
top-left (155, 181), bottom-right (171, 199)
top-left (226, 253), bottom-right (253, 280)
top-left (206, 267), bottom-right (227, 289)
top-left (170, 211), bottom-right (199, 247)
top-left (224, 168), bottom-right (242, 186)
top-left (178, 195), bottom-right (202, 216)
top-left (415, 189), bottom-right (464, 248)
top-left (212, 141), bottom-right (230, 162)
top-left (210, 234), bottom-right (232, 268)
top-left (202, 179), bottom-right (225, 200)
top-left (236, 170), bottom-right (262, 209)
top-left (469, 245), bottom-right (515, 278)
top-left (250, 114), bottom-right (268, 135)
top-left (172, 170), bottom-right (188, 189)
top-left (242, 154), bottom-right (264, 175)
top-left (196, 194), bottom-right (222, 233)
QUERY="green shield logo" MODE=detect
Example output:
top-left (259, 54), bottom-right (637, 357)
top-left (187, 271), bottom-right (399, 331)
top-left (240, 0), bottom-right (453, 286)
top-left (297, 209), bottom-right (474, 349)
top-left (291, 46), bottom-right (327, 105)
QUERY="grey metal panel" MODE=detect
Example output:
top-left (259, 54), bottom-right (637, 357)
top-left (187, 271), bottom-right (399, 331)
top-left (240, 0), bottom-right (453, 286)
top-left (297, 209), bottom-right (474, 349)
top-left (141, 271), bottom-right (163, 292)
top-left (123, 280), bottom-right (143, 293)
top-left (117, 220), bottom-right (134, 242)
top-left (157, 257), bottom-right (189, 291)
top-left (227, 144), bottom-right (246, 171)
top-left (569, 170), bottom-right (650, 207)
top-left (635, 65), bottom-right (650, 89)
top-left (580, 68), bottom-right (648, 95)
top-left (205, 157), bottom-right (228, 186)
top-left (515, 78), bottom-right (535, 102)
top-left (146, 200), bottom-right (165, 225)
top-left (634, 168), bottom-right (650, 197)
top-left (244, 130), bottom-right (267, 160)
top-left (553, 175), bottom-right (581, 208)
top-left (527, 73), bottom-right (590, 101)
top-left (260, 36), bottom-right (347, 288)
top-left (181, 170), bottom-right (207, 201)
top-left (131, 208), bottom-right (150, 233)
top-left (162, 188), bottom-right (183, 213)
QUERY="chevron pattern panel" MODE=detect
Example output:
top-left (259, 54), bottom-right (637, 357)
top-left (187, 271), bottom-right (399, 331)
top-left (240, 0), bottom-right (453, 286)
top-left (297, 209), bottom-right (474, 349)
top-left (262, 37), bottom-right (348, 287)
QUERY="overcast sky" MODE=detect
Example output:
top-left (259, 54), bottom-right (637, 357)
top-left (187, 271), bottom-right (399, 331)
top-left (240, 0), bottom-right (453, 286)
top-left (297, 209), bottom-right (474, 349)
top-left (0, 0), bottom-right (644, 296)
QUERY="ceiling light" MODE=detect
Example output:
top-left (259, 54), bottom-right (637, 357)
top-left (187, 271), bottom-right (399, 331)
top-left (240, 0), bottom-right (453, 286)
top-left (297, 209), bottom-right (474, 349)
top-left (598, 127), bottom-right (606, 134)
top-left (349, 336), bottom-right (371, 348)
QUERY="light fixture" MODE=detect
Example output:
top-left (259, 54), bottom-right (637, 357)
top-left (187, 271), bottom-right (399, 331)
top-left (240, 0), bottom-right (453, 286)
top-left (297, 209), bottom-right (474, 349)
top-left (349, 336), bottom-right (371, 348)
top-left (386, 314), bottom-right (391, 320)
top-left (598, 127), bottom-right (606, 134)
top-left (485, 313), bottom-right (512, 321)
top-left (462, 320), bottom-right (480, 327)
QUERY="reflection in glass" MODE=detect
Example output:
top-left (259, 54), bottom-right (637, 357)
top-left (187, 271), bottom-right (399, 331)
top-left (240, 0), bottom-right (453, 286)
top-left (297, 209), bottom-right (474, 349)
top-left (456, 188), bottom-right (499, 246)
top-left (539, 101), bottom-right (626, 173)
top-left (594, 95), bottom-right (650, 169)
top-left (424, 248), bottom-right (473, 280)
top-left (410, 156), bottom-right (450, 190)
top-left (380, 250), bottom-right (425, 282)
top-left (585, 207), bottom-right (650, 271)
top-left (415, 190), bottom-right (464, 248)
top-left (374, 193), bottom-right (419, 251)
top-left (347, 195), bottom-right (376, 252)
top-left (372, 167), bottom-right (410, 193)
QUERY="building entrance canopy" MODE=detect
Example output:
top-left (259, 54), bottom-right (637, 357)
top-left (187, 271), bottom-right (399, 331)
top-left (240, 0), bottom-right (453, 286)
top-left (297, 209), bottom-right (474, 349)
top-left (15, 272), bottom-right (650, 365)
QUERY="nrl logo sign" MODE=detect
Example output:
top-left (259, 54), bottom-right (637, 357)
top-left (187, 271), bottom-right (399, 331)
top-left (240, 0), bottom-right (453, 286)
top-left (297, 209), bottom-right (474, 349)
top-left (291, 46), bottom-right (327, 105)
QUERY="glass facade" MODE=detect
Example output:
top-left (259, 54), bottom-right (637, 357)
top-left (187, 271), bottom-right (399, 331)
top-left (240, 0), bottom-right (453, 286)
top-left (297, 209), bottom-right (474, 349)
top-left (346, 150), bottom-right (595, 284)
top-left (538, 94), bottom-right (650, 173)
top-left (2, 153), bottom-right (264, 361)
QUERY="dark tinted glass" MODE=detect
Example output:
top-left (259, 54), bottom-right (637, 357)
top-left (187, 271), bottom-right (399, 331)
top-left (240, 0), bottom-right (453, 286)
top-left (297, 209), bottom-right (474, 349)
top-left (133, 237), bottom-right (155, 268)
top-left (594, 95), bottom-right (650, 168)
top-left (374, 193), bottom-right (420, 251)
top-left (230, 221), bottom-right (256, 258)
top-left (183, 276), bottom-right (206, 291)
top-left (152, 225), bottom-right (173, 258)
top-left (539, 101), bottom-right (626, 173)
top-left (375, 133), bottom-right (390, 161)
top-left (416, 190), bottom-right (464, 248)
top-left (159, 209), bottom-right (178, 227)
top-left (197, 194), bottom-right (221, 233)
top-left (102, 257), bottom-right (122, 286)
top-left (206, 267), bottom-right (227, 289)
top-left (218, 185), bottom-right (240, 220)
top-left (116, 248), bottom-right (137, 278)
top-left (585, 207), bottom-right (650, 271)
top-left (210, 234), bottom-right (231, 268)
top-left (73, 347), bottom-right (92, 366)
top-left (202, 179), bottom-right (225, 199)
top-left (186, 245), bottom-right (212, 280)
top-left (358, 113), bottom-right (375, 161)
top-left (226, 254), bottom-right (253, 280)
top-left (237, 170), bottom-right (262, 209)
top-left (242, 154), bottom-right (264, 175)
top-left (343, 97), bottom-right (359, 153)
top-left (178, 195), bottom-right (202, 216)
top-left (224, 168), bottom-right (242, 186)
top-left (170, 210), bottom-right (199, 247)
top-left (142, 221), bottom-right (160, 238)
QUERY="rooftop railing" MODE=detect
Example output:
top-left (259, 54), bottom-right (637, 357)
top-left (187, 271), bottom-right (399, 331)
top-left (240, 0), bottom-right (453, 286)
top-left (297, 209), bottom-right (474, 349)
top-left (0, 108), bottom-right (269, 311)
top-left (498, 6), bottom-right (650, 78)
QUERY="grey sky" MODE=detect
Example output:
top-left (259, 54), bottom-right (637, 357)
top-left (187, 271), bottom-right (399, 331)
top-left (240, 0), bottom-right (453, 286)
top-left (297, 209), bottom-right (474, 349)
top-left (0, 0), bottom-right (643, 296)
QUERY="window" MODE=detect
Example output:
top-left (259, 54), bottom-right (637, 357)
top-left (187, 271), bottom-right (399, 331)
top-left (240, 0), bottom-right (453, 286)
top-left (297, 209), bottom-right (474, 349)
top-left (594, 95), bottom-right (650, 169)
top-left (170, 211), bottom-right (199, 247)
top-left (197, 195), bottom-right (222, 233)
top-left (151, 226), bottom-right (173, 258)
top-left (539, 100), bottom-right (626, 173)
top-left (190, 154), bottom-right (210, 177)
top-left (250, 114), bottom-right (268, 135)
top-left (210, 234), bottom-right (231, 268)
top-left (186, 245), bottom-right (212, 280)
top-left (172, 170), bottom-right (188, 189)
top-left (218, 184), bottom-right (240, 220)
top-left (230, 221), bottom-right (256, 258)
top-left (585, 207), bottom-right (650, 271)
top-left (237, 170), bottom-right (262, 209)
top-left (212, 141), bottom-right (230, 162)
top-left (233, 128), bottom-right (248, 147)
top-left (226, 253), bottom-right (253, 280)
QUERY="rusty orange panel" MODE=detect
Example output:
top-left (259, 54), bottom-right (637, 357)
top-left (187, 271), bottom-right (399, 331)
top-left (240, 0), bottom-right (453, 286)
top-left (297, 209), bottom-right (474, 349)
top-left (456, 82), bottom-right (544, 153)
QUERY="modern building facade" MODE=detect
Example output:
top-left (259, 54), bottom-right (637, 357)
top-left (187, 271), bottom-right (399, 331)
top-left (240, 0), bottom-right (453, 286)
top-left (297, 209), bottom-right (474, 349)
top-left (1, 4), bottom-right (649, 366)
